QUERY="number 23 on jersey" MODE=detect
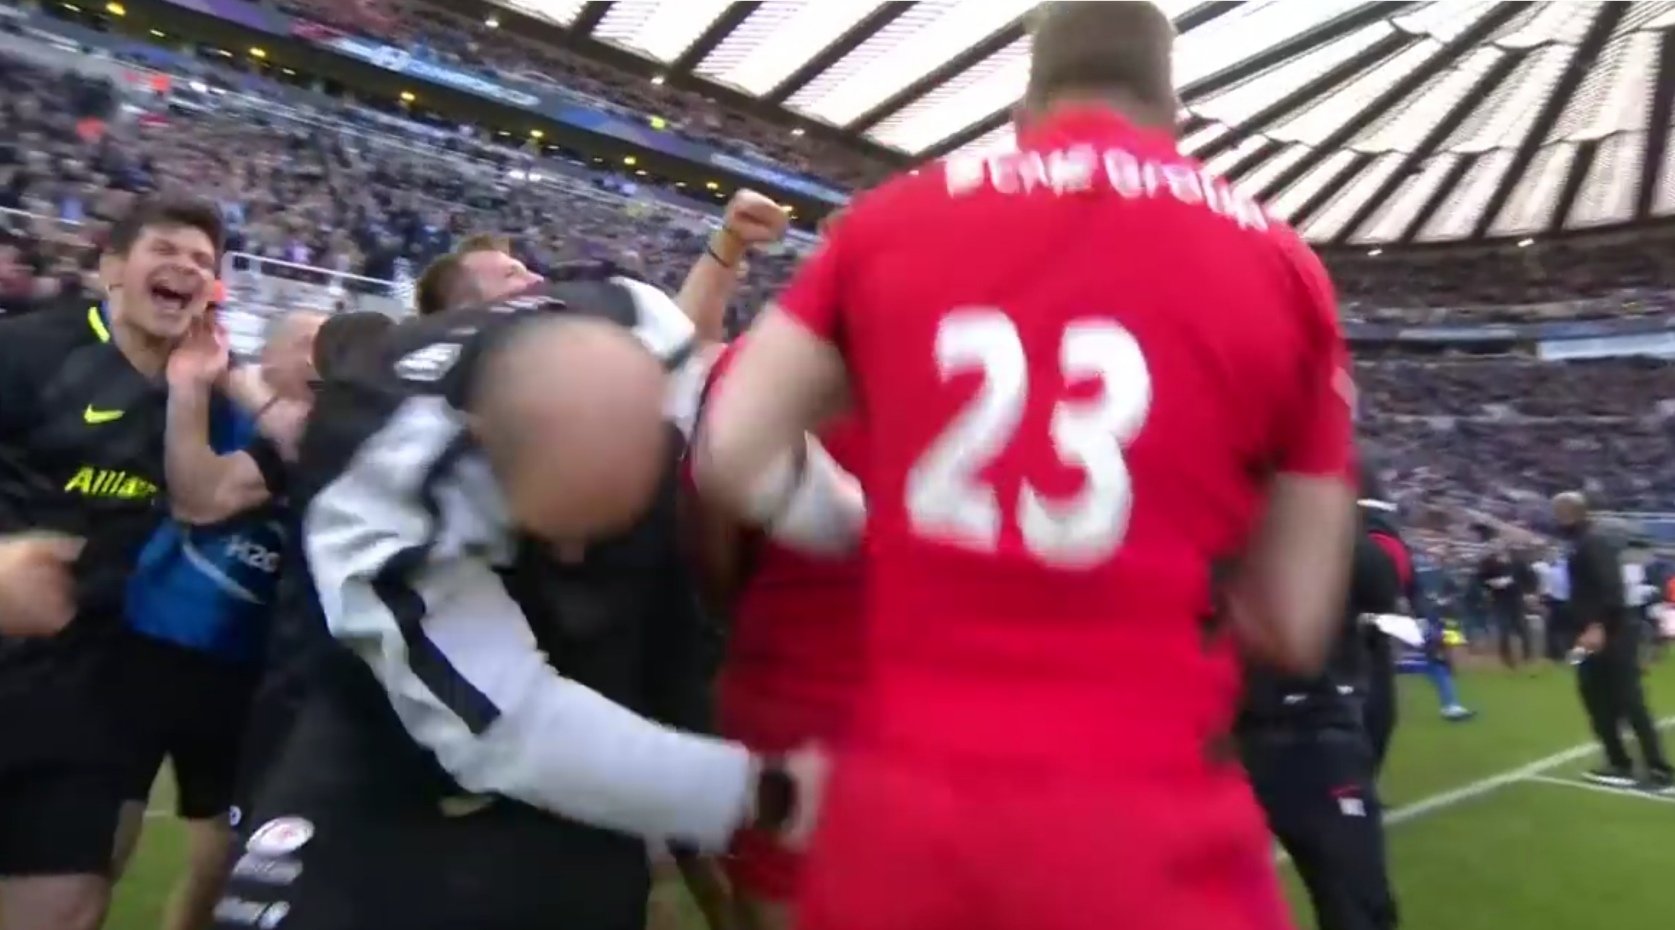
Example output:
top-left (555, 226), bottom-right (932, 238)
top-left (905, 308), bottom-right (1152, 567)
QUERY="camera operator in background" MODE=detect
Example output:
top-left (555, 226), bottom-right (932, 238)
top-left (1474, 524), bottom-right (1536, 670)
top-left (1238, 462), bottom-right (1411, 930)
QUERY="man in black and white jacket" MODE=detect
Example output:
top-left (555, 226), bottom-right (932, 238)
top-left (212, 265), bottom-right (862, 930)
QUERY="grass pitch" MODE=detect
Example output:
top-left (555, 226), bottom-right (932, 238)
top-left (112, 660), bottom-right (1675, 929)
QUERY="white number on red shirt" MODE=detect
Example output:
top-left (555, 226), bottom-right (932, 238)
top-left (906, 309), bottom-right (1152, 566)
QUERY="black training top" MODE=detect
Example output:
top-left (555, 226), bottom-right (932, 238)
top-left (0, 303), bottom-right (168, 762)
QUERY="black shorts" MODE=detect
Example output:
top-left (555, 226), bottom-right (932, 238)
top-left (214, 801), bottom-right (651, 930)
top-left (228, 679), bottom-right (308, 828)
top-left (0, 641), bottom-right (128, 878)
top-left (114, 632), bottom-right (259, 821)
top-left (0, 761), bottom-right (125, 877)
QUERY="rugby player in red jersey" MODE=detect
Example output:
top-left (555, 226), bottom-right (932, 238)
top-left (689, 336), bottom-right (867, 930)
top-left (696, 4), bottom-right (1358, 929)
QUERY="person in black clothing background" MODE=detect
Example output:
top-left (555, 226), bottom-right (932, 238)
top-left (1554, 492), bottom-right (1674, 793)
top-left (1474, 524), bottom-right (1534, 669)
top-left (1238, 463), bottom-right (1409, 930)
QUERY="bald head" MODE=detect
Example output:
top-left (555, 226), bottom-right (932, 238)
top-left (1022, 1), bottom-right (1178, 128)
top-left (261, 310), bottom-right (328, 399)
top-left (1553, 491), bottom-right (1589, 529)
top-left (474, 316), bottom-right (670, 544)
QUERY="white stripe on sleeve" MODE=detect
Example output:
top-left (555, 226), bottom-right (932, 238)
top-left (304, 394), bottom-right (753, 847)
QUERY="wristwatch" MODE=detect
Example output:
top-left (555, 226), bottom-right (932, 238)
top-left (750, 755), bottom-right (797, 834)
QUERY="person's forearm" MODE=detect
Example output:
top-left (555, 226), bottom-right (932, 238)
top-left (165, 381), bottom-right (238, 522)
top-left (225, 366), bottom-right (305, 460)
top-left (674, 230), bottom-right (746, 343)
top-left (1227, 476), bottom-right (1357, 674)
top-left (223, 364), bottom-right (276, 416)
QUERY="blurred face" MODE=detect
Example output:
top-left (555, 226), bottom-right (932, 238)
top-left (103, 223), bottom-right (216, 341)
top-left (261, 312), bottom-right (327, 401)
top-left (458, 249), bottom-right (542, 307)
top-left (479, 319), bottom-right (670, 545)
top-left (1553, 500), bottom-right (1584, 533)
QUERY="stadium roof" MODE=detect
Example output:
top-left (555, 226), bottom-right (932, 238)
top-left (490, 1), bottom-right (1675, 245)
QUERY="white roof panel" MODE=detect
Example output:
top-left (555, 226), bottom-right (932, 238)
top-left (533, 0), bottom-right (1669, 243)
top-left (1353, 153), bottom-right (1462, 243)
top-left (592, 0), bottom-right (734, 62)
top-left (1570, 132), bottom-right (1646, 227)
top-left (492, 0), bottom-right (586, 27)
top-left (785, 0), bottom-right (1035, 127)
top-left (695, 2), bottom-right (887, 96)
top-left (1488, 142), bottom-right (1577, 236)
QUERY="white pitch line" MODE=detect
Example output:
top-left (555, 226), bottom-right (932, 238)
top-left (1521, 773), bottom-right (1675, 807)
top-left (1383, 715), bottom-right (1675, 827)
top-left (1274, 715), bottom-right (1675, 867)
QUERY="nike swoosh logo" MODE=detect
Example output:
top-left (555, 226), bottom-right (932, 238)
top-left (83, 406), bottom-right (125, 424)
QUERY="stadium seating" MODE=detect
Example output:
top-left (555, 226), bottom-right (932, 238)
top-left (6, 43), bottom-right (1675, 532)
top-left (270, 0), bottom-right (896, 190)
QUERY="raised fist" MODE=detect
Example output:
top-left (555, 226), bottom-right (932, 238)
top-left (723, 189), bottom-right (790, 247)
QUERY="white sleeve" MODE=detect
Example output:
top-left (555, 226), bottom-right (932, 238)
top-left (304, 394), bottom-right (753, 847)
top-left (760, 437), bottom-right (866, 555)
top-left (615, 275), bottom-right (696, 364)
top-left (665, 343), bottom-right (723, 443)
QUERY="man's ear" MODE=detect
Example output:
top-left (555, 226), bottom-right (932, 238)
top-left (97, 252), bottom-right (123, 298)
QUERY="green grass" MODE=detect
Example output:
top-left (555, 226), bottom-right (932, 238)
top-left (111, 661), bottom-right (1675, 929)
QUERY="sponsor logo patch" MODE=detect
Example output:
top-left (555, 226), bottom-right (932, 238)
top-left (394, 342), bottom-right (462, 382)
top-left (232, 853), bottom-right (303, 886)
top-left (246, 817), bottom-right (314, 857)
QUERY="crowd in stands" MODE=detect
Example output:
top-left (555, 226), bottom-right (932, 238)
top-left (8, 41), bottom-right (1675, 533)
top-left (0, 49), bottom-right (799, 328)
top-left (1335, 237), bottom-right (1675, 324)
top-left (267, 0), bottom-right (896, 190)
top-left (243, 0), bottom-right (1675, 326)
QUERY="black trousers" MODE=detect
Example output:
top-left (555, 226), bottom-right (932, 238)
top-left (1492, 605), bottom-right (1532, 668)
top-left (1543, 600), bottom-right (1573, 662)
top-left (1578, 628), bottom-right (1671, 774)
top-left (1241, 727), bottom-right (1398, 930)
top-left (1362, 633), bottom-right (1397, 773)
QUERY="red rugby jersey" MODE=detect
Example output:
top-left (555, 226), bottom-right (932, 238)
top-left (700, 341), bottom-right (868, 742)
top-left (775, 107), bottom-right (1354, 771)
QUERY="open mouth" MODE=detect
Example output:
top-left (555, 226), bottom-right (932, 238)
top-left (149, 282), bottom-right (198, 314)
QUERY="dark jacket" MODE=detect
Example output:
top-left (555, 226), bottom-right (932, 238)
top-left (1239, 469), bottom-right (1407, 734)
top-left (252, 275), bottom-right (710, 917)
top-left (1566, 522), bottom-right (1629, 640)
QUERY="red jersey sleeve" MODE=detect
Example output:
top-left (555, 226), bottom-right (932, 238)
top-left (1275, 240), bottom-right (1356, 479)
top-left (774, 221), bottom-right (851, 345)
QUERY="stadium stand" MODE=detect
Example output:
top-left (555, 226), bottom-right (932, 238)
top-left (269, 0), bottom-right (896, 189)
top-left (6, 39), bottom-right (1675, 542)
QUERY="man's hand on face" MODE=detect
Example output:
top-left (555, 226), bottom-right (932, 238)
top-left (0, 532), bottom-right (85, 637)
top-left (166, 312), bottom-right (231, 391)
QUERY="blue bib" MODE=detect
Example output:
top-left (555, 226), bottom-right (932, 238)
top-left (125, 394), bottom-right (284, 663)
